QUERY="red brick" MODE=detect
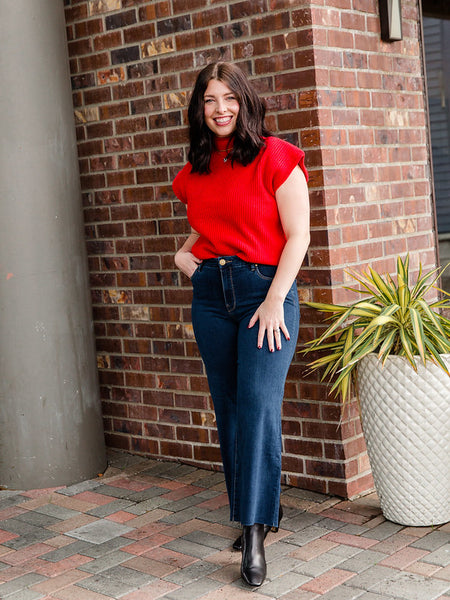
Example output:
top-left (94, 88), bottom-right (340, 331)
top-left (284, 438), bottom-right (323, 457)
top-left (112, 81), bottom-right (145, 100)
top-left (118, 152), bottom-right (149, 168)
top-left (193, 445), bottom-right (221, 463)
top-left (327, 29), bottom-right (354, 49)
top-left (104, 136), bottom-right (133, 153)
top-left (65, 3), bottom-right (89, 23)
top-left (275, 70), bottom-right (315, 91)
top-left (128, 405), bottom-right (158, 421)
top-left (99, 102), bottom-right (129, 119)
top-left (79, 52), bottom-right (109, 71)
top-left (330, 69), bottom-right (356, 88)
top-left (144, 423), bottom-right (176, 439)
top-left (80, 173), bottom-right (106, 190)
top-left (90, 155), bottom-right (116, 171)
top-left (74, 18), bottom-right (104, 38)
top-left (107, 170), bottom-right (135, 187)
top-left (86, 121), bottom-right (114, 139)
top-left (136, 167), bottom-right (169, 184)
top-left (131, 97), bottom-right (163, 114)
top-left (160, 441), bottom-right (193, 459)
top-left (94, 31), bottom-right (122, 51)
top-left (84, 86), bottom-right (112, 105)
top-left (77, 139), bottom-right (103, 158)
top-left (137, 4), bottom-right (157, 20)
top-left (301, 569), bottom-right (355, 594)
top-left (123, 23), bottom-right (155, 43)
top-left (116, 117), bottom-right (147, 135)
top-left (131, 438), bottom-right (159, 454)
top-left (68, 38), bottom-right (92, 57)
top-left (176, 426), bottom-right (209, 444)
top-left (175, 29), bottom-right (211, 50)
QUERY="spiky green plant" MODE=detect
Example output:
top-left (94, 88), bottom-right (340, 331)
top-left (302, 255), bottom-right (450, 404)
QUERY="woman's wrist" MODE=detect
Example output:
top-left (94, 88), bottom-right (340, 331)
top-left (265, 287), bottom-right (286, 304)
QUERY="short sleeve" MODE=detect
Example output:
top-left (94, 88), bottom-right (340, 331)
top-left (172, 164), bottom-right (190, 204)
top-left (263, 137), bottom-right (308, 193)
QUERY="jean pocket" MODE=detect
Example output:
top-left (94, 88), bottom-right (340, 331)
top-left (254, 264), bottom-right (277, 281)
top-left (190, 265), bottom-right (202, 281)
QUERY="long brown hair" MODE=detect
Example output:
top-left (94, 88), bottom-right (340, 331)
top-left (187, 62), bottom-right (271, 174)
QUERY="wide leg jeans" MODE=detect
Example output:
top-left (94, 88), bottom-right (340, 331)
top-left (191, 256), bottom-right (300, 528)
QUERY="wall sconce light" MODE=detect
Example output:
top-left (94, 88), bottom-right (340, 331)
top-left (379, 0), bottom-right (403, 42)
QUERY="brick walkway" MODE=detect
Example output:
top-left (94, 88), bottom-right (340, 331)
top-left (0, 451), bottom-right (449, 600)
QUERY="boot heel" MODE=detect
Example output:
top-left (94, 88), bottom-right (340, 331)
top-left (270, 504), bottom-right (283, 533)
top-left (271, 504), bottom-right (283, 532)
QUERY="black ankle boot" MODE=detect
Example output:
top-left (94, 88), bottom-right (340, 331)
top-left (241, 523), bottom-right (266, 587)
top-left (233, 504), bottom-right (283, 551)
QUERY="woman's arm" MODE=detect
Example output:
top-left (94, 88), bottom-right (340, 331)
top-left (174, 229), bottom-right (203, 278)
top-left (248, 165), bottom-right (310, 352)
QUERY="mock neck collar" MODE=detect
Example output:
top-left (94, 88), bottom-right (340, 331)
top-left (214, 135), bottom-right (234, 152)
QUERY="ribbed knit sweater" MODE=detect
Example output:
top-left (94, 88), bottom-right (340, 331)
top-left (172, 135), bottom-right (308, 265)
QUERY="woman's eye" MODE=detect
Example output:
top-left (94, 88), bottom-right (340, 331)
top-left (204, 98), bottom-right (214, 103)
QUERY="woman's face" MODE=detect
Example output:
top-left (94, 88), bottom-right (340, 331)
top-left (203, 79), bottom-right (240, 137)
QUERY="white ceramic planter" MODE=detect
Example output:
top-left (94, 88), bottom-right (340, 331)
top-left (358, 353), bottom-right (450, 526)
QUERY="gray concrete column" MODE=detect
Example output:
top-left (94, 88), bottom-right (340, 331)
top-left (0, 0), bottom-right (107, 488)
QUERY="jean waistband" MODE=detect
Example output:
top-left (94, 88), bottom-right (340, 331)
top-left (199, 256), bottom-right (275, 270)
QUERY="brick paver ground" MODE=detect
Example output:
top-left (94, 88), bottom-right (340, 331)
top-left (0, 450), bottom-right (448, 600)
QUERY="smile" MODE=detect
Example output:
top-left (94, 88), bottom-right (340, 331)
top-left (214, 116), bottom-right (233, 125)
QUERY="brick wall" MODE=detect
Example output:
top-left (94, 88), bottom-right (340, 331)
top-left (64, 0), bottom-right (436, 499)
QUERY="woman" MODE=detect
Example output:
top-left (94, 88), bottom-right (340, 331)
top-left (172, 61), bottom-right (310, 587)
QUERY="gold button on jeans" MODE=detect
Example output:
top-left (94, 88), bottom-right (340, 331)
top-left (219, 258), bottom-right (226, 266)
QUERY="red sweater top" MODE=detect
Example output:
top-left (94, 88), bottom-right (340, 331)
top-left (172, 136), bottom-right (308, 265)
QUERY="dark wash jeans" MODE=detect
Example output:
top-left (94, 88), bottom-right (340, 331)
top-left (191, 256), bottom-right (300, 528)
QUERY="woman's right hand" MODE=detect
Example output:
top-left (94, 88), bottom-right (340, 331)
top-left (175, 250), bottom-right (202, 279)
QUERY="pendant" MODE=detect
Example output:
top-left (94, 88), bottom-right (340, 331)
top-left (223, 157), bottom-right (228, 163)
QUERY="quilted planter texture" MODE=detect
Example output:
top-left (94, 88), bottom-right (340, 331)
top-left (358, 353), bottom-right (450, 526)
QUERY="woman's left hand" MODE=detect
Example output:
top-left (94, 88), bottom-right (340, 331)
top-left (247, 165), bottom-right (309, 353)
top-left (248, 298), bottom-right (290, 352)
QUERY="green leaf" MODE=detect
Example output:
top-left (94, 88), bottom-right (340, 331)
top-left (424, 337), bottom-right (450, 375)
top-left (367, 267), bottom-right (397, 304)
top-left (412, 268), bottom-right (442, 301)
top-left (398, 279), bottom-right (411, 311)
top-left (304, 302), bottom-right (348, 313)
top-left (409, 307), bottom-right (426, 365)
top-left (346, 270), bottom-right (380, 299)
top-left (422, 325), bottom-right (450, 354)
top-left (399, 326), bottom-right (417, 369)
top-left (342, 323), bottom-right (354, 366)
top-left (377, 328), bottom-right (398, 364)
top-left (345, 335), bottom-right (384, 367)
top-left (397, 254), bottom-right (410, 284)
top-left (415, 300), bottom-right (445, 336)
top-left (306, 303), bottom-right (373, 348)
